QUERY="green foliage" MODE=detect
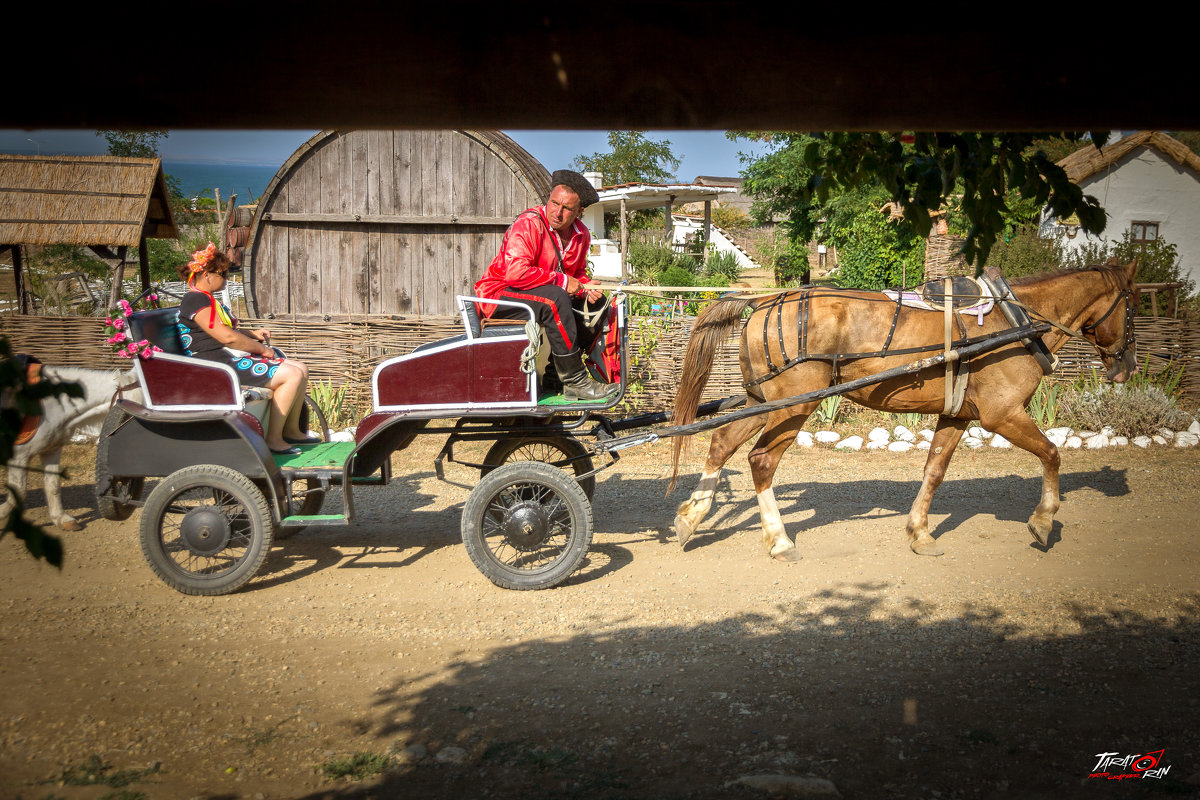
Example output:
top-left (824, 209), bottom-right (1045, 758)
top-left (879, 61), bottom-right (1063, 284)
top-left (1060, 230), bottom-right (1196, 315)
top-left (1057, 378), bottom-right (1193, 438)
top-left (821, 185), bottom-right (926, 290)
top-left (659, 264), bottom-right (697, 288)
top-left (626, 238), bottom-right (697, 285)
top-left (309, 379), bottom-right (356, 432)
top-left (703, 249), bottom-right (742, 282)
top-left (1026, 378), bottom-right (1063, 429)
top-left (97, 130), bottom-right (168, 158)
top-left (711, 202), bottom-right (751, 230)
top-left (56, 754), bottom-right (160, 788)
top-left (810, 395), bottom-right (843, 428)
top-left (321, 752), bottom-right (392, 780)
top-left (732, 131), bottom-right (1109, 268)
top-left (572, 131), bottom-right (680, 185)
top-left (987, 224), bottom-right (1065, 280)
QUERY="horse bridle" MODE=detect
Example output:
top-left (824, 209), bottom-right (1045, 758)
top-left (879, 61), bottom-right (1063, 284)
top-left (1080, 288), bottom-right (1136, 361)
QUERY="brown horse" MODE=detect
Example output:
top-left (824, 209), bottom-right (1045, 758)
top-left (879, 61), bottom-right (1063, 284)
top-left (669, 259), bottom-right (1139, 560)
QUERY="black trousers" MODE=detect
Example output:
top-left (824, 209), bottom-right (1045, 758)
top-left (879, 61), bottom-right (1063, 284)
top-left (490, 284), bottom-right (604, 355)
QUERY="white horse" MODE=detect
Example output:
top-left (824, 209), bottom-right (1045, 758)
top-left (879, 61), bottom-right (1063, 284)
top-left (2, 365), bottom-right (137, 530)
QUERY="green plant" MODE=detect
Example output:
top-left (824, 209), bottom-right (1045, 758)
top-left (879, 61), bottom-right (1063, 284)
top-left (309, 379), bottom-right (355, 431)
top-left (810, 395), bottom-right (843, 427)
top-left (321, 752), bottom-right (392, 781)
top-left (1026, 378), bottom-right (1063, 429)
top-left (1056, 370), bottom-right (1193, 437)
top-left (55, 755), bottom-right (159, 789)
top-left (703, 248), bottom-right (742, 282)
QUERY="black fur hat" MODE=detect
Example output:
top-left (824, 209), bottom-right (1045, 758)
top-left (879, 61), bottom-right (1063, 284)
top-left (549, 169), bottom-right (600, 208)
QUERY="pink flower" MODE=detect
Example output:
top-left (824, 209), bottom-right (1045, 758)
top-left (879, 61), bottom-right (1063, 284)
top-left (107, 333), bottom-right (126, 345)
top-left (148, 294), bottom-right (158, 302)
top-left (119, 299), bottom-right (133, 316)
top-left (113, 318), bottom-right (126, 330)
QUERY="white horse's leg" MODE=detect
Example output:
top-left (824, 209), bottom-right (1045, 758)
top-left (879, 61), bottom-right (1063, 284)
top-left (755, 486), bottom-right (799, 561)
top-left (1, 455), bottom-right (30, 521)
top-left (40, 447), bottom-right (81, 531)
top-left (674, 469), bottom-right (721, 547)
top-left (746, 410), bottom-right (810, 562)
top-left (674, 414), bottom-right (765, 547)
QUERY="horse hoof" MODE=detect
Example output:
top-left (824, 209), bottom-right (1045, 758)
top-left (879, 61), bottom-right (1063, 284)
top-left (771, 548), bottom-right (802, 562)
top-left (58, 520), bottom-right (83, 532)
top-left (910, 539), bottom-right (944, 557)
top-left (673, 515), bottom-right (694, 548)
top-left (1027, 521), bottom-right (1049, 546)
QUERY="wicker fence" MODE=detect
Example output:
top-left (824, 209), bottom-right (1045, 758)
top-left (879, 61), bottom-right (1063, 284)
top-left (2, 313), bottom-right (1197, 417)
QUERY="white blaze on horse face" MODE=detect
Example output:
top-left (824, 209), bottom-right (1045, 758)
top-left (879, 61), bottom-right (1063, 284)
top-left (756, 487), bottom-right (792, 556)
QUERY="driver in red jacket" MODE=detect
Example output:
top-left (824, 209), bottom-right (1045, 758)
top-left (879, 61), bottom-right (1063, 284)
top-left (474, 169), bottom-right (617, 401)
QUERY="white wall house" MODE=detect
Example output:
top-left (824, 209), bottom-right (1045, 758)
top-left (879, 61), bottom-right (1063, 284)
top-left (577, 174), bottom-right (740, 280)
top-left (1040, 131), bottom-right (1200, 287)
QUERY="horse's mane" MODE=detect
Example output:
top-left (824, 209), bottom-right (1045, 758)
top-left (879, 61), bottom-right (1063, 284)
top-left (1008, 263), bottom-right (1126, 287)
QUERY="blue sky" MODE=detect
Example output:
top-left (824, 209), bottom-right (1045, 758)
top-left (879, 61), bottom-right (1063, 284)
top-left (0, 129), bottom-right (764, 181)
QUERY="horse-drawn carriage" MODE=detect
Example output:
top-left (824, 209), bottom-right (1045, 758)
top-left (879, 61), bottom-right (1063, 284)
top-left (91, 259), bottom-right (1140, 595)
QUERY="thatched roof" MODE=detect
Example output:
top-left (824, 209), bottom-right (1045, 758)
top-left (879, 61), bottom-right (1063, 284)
top-left (1058, 131), bottom-right (1200, 184)
top-left (0, 154), bottom-right (178, 247)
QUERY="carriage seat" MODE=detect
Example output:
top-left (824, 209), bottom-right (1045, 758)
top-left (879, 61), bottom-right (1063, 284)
top-left (126, 307), bottom-right (272, 428)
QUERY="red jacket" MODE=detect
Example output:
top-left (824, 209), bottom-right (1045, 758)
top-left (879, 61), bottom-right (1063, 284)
top-left (474, 206), bottom-right (592, 316)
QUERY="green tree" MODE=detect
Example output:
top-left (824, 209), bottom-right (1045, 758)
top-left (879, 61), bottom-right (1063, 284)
top-left (97, 129), bottom-right (169, 158)
top-left (572, 131), bottom-right (680, 185)
top-left (732, 131), bottom-right (1110, 270)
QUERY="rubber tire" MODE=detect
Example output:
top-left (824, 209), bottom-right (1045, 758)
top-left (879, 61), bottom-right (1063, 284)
top-left (95, 406), bottom-right (144, 521)
top-left (481, 436), bottom-right (596, 501)
top-left (461, 460), bottom-right (593, 590)
top-left (139, 465), bottom-right (274, 596)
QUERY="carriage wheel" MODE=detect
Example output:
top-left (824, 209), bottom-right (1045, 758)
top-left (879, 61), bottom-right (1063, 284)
top-left (301, 395), bottom-right (331, 440)
top-left (481, 435), bottom-right (596, 501)
top-left (95, 406), bottom-right (144, 521)
top-left (139, 465), bottom-right (274, 596)
top-left (462, 461), bottom-right (593, 590)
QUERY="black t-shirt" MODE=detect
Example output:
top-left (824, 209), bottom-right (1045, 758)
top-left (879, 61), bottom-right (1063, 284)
top-left (178, 291), bottom-right (235, 357)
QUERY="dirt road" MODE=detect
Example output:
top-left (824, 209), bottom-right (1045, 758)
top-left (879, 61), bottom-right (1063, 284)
top-left (2, 438), bottom-right (1198, 799)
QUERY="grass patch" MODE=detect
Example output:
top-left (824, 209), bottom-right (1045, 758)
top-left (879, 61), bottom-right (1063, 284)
top-left (55, 755), bottom-right (159, 789)
top-left (321, 752), bottom-right (392, 781)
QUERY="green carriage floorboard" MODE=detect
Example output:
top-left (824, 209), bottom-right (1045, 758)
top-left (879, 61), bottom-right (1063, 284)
top-left (537, 391), bottom-right (615, 407)
top-left (271, 441), bottom-right (355, 468)
top-left (280, 514), bottom-right (347, 525)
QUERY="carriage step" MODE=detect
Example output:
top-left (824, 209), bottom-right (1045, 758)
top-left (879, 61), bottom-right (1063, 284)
top-left (279, 513), bottom-right (347, 527)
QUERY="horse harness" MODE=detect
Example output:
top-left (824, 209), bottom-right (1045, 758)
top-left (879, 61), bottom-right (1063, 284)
top-left (741, 269), bottom-right (1130, 416)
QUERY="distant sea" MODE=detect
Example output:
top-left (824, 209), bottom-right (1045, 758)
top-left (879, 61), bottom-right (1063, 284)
top-left (163, 161), bottom-right (281, 204)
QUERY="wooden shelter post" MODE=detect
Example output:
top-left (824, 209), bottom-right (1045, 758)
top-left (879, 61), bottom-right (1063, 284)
top-left (703, 200), bottom-right (712, 262)
top-left (138, 237), bottom-right (150, 292)
top-left (620, 197), bottom-right (629, 282)
top-left (664, 196), bottom-right (674, 241)
top-left (12, 245), bottom-right (28, 314)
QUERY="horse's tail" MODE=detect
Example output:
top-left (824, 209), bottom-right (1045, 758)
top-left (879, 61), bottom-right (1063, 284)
top-left (667, 294), bottom-right (758, 493)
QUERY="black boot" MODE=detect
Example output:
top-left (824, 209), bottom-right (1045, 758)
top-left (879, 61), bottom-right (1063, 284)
top-left (553, 350), bottom-right (618, 401)
top-left (540, 362), bottom-right (563, 396)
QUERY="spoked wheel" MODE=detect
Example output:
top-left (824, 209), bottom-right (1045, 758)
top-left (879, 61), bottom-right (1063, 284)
top-left (481, 435), bottom-right (596, 501)
top-left (139, 465), bottom-right (274, 596)
top-left (95, 406), bottom-right (144, 521)
top-left (462, 460), bottom-right (593, 590)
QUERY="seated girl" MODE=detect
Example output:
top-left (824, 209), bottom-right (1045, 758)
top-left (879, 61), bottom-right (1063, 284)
top-left (177, 243), bottom-right (314, 455)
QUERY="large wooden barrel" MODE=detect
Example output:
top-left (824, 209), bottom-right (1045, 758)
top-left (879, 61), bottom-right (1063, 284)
top-left (245, 130), bottom-right (551, 318)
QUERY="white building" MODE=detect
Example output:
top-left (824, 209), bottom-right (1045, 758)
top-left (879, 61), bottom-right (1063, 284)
top-left (1041, 131), bottom-right (1200, 287)
top-left (578, 173), bottom-right (740, 280)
